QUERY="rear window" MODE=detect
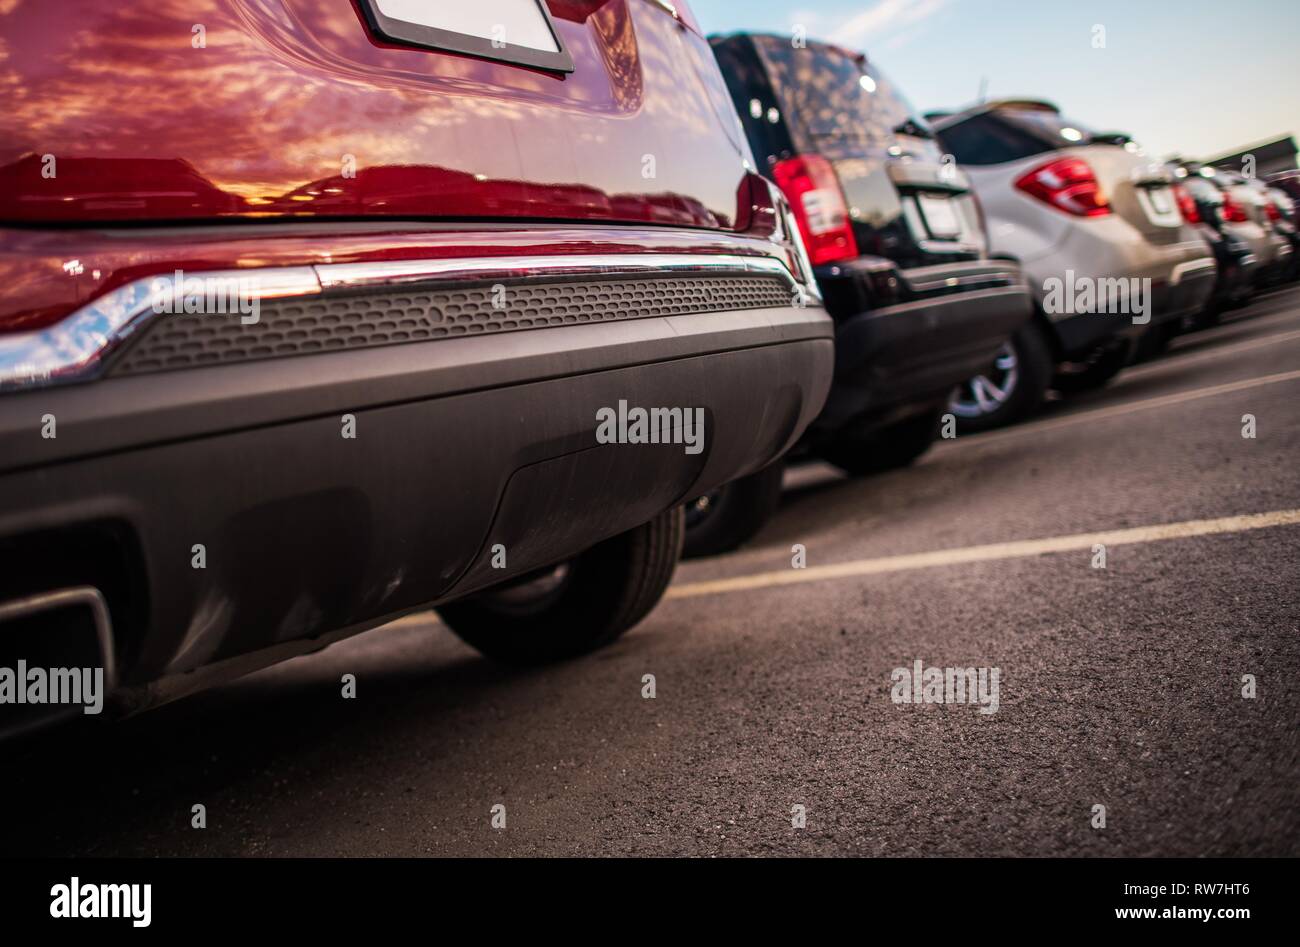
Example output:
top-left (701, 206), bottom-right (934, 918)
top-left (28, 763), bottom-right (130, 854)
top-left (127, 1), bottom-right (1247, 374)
top-left (937, 107), bottom-right (1097, 166)
top-left (753, 38), bottom-right (931, 150)
top-left (999, 108), bottom-right (1096, 147)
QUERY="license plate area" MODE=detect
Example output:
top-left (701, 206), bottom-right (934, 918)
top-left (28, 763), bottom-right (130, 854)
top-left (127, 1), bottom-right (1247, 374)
top-left (1137, 185), bottom-right (1183, 227)
top-left (916, 193), bottom-right (963, 240)
top-left (359, 0), bottom-right (574, 73)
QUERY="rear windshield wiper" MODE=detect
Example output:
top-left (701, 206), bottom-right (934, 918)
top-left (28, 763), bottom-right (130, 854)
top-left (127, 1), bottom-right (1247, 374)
top-left (892, 118), bottom-right (934, 140)
top-left (1090, 132), bottom-right (1128, 146)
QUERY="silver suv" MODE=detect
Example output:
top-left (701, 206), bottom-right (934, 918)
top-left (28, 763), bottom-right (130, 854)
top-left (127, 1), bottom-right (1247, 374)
top-left (932, 100), bottom-right (1216, 430)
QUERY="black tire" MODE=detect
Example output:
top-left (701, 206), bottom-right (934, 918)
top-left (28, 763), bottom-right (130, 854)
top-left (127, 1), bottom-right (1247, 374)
top-left (437, 505), bottom-right (684, 665)
top-left (822, 408), bottom-right (941, 477)
top-left (1052, 339), bottom-right (1130, 393)
top-left (682, 462), bottom-right (785, 559)
top-left (950, 320), bottom-right (1054, 434)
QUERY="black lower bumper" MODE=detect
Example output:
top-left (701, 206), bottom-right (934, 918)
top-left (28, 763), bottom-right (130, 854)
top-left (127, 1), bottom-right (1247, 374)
top-left (1208, 231), bottom-right (1258, 307)
top-left (0, 305), bottom-right (832, 691)
top-left (1051, 266), bottom-right (1219, 358)
top-left (810, 272), bottom-right (1033, 438)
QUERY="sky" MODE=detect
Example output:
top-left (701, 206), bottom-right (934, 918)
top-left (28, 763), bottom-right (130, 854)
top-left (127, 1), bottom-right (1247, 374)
top-left (690, 0), bottom-right (1300, 160)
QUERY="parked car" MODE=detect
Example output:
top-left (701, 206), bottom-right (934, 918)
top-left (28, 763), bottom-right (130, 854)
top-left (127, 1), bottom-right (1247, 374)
top-left (1203, 169), bottom-right (1293, 287)
top-left (1263, 185), bottom-right (1300, 282)
top-left (0, 0), bottom-right (835, 735)
top-left (930, 101), bottom-right (1217, 425)
top-left (1266, 169), bottom-right (1300, 219)
top-left (683, 34), bottom-right (1033, 556)
top-left (1166, 163), bottom-right (1258, 323)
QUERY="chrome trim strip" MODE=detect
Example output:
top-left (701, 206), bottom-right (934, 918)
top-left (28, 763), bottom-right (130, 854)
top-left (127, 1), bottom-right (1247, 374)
top-left (0, 267), bottom-right (320, 392)
top-left (907, 273), bottom-right (1022, 294)
top-left (0, 585), bottom-right (116, 689)
top-left (0, 253), bottom-right (807, 392)
top-left (312, 253), bottom-right (802, 290)
top-left (1170, 257), bottom-right (1218, 285)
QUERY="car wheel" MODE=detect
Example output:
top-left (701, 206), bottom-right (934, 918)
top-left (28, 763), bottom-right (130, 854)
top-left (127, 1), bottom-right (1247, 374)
top-left (949, 321), bottom-right (1053, 433)
top-left (682, 462), bottom-right (785, 559)
top-left (1052, 339), bottom-right (1130, 393)
top-left (821, 408), bottom-right (941, 477)
top-left (437, 505), bottom-right (684, 665)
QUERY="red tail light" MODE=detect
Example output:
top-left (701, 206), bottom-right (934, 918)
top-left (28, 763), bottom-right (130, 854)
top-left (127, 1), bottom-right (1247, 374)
top-left (1263, 201), bottom-right (1281, 222)
top-left (771, 154), bottom-right (858, 265)
top-left (1221, 194), bottom-right (1249, 223)
top-left (1173, 185), bottom-right (1200, 224)
top-left (1014, 157), bottom-right (1112, 217)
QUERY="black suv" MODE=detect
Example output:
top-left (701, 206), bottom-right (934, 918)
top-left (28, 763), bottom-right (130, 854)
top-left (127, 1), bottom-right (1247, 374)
top-left (1170, 162), bottom-right (1259, 324)
top-left (685, 33), bottom-right (1032, 556)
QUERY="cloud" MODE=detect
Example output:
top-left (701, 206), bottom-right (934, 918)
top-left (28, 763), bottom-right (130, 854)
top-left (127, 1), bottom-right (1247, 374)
top-left (830, 0), bottom-right (951, 48)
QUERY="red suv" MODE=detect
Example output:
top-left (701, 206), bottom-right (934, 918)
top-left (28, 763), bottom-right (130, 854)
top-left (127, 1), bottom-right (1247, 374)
top-left (0, 0), bottom-right (832, 733)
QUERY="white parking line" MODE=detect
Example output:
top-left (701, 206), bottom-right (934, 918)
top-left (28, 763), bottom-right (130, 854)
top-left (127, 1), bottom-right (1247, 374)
top-left (941, 368), bottom-right (1300, 451)
top-left (666, 509), bottom-right (1300, 599)
top-left (1123, 326), bottom-right (1300, 381)
top-left (392, 329), bottom-right (1300, 621)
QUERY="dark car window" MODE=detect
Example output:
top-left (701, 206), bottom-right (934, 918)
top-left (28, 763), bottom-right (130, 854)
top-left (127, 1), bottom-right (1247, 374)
top-left (714, 33), bottom-right (979, 267)
top-left (999, 108), bottom-right (1095, 147)
top-left (938, 108), bottom-right (1095, 166)
top-left (710, 35), bottom-right (796, 170)
top-left (936, 114), bottom-right (1037, 165)
top-left (752, 37), bottom-right (937, 157)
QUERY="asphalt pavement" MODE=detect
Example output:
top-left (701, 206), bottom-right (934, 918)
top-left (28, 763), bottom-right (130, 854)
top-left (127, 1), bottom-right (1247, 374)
top-left (5, 287), bottom-right (1299, 857)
